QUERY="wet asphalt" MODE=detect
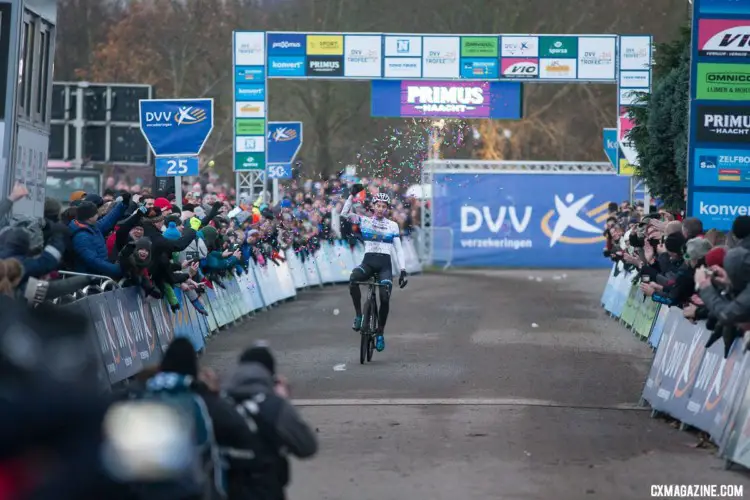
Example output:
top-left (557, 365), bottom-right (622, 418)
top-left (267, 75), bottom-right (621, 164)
top-left (202, 269), bottom-right (750, 500)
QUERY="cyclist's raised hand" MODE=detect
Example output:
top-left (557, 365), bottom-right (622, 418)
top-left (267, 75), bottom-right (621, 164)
top-left (399, 269), bottom-right (408, 288)
top-left (350, 183), bottom-right (365, 196)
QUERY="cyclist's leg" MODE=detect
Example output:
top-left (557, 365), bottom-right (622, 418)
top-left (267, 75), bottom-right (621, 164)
top-left (376, 259), bottom-right (393, 334)
top-left (349, 259), bottom-right (374, 330)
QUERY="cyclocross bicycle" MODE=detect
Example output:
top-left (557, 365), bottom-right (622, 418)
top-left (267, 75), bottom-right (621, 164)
top-left (356, 274), bottom-right (383, 364)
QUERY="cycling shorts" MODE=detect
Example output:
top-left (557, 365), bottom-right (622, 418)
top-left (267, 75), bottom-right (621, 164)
top-left (353, 253), bottom-right (393, 284)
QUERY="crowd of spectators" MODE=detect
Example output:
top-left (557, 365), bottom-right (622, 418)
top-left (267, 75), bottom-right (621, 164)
top-left (603, 200), bottom-right (750, 356)
top-left (0, 174), bottom-right (421, 500)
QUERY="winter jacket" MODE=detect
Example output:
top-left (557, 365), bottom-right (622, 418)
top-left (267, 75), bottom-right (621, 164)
top-left (652, 262), bottom-right (695, 308)
top-left (202, 251), bottom-right (238, 273)
top-left (68, 202), bottom-right (126, 278)
top-left (699, 247), bottom-right (750, 326)
top-left (223, 362), bottom-right (317, 500)
top-left (0, 226), bottom-right (66, 281)
top-left (141, 223), bottom-right (196, 285)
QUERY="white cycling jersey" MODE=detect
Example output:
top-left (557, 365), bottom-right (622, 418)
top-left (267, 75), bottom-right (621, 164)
top-left (340, 195), bottom-right (405, 270)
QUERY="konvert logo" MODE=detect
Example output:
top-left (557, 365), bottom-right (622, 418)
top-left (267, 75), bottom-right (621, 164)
top-left (175, 106), bottom-right (207, 125)
top-left (540, 193), bottom-right (608, 247)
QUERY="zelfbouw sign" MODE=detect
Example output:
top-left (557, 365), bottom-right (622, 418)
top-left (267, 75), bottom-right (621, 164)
top-left (405, 83), bottom-right (487, 115)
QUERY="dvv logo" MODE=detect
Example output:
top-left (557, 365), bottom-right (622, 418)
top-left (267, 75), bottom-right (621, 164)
top-left (541, 193), bottom-right (608, 247)
top-left (270, 126), bottom-right (297, 142)
top-left (460, 205), bottom-right (533, 234)
top-left (175, 106), bottom-right (207, 125)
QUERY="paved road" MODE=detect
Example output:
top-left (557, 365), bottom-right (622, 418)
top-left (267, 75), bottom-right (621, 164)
top-left (203, 269), bottom-right (750, 499)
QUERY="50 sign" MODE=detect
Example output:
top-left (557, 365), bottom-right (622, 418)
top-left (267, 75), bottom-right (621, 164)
top-left (155, 156), bottom-right (200, 177)
top-left (267, 164), bottom-right (293, 179)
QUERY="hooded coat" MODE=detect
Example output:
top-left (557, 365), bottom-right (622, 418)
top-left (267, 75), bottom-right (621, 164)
top-left (700, 247), bottom-right (750, 326)
top-left (222, 362), bottom-right (317, 500)
top-left (0, 226), bottom-right (65, 281)
top-left (68, 202), bottom-right (126, 278)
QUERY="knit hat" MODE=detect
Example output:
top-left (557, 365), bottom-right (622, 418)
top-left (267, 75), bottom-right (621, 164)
top-left (134, 237), bottom-right (152, 267)
top-left (84, 193), bottom-right (104, 207)
top-left (239, 344), bottom-right (275, 375)
top-left (160, 337), bottom-right (198, 377)
top-left (724, 247), bottom-right (750, 294)
top-left (75, 201), bottom-right (98, 221)
top-left (194, 206), bottom-right (206, 219)
top-left (164, 214), bottom-right (182, 227)
top-left (665, 231), bottom-right (686, 254)
top-left (189, 217), bottom-right (201, 231)
top-left (705, 247), bottom-right (727, 268)
top-left (685, 237), bottom-right (712, 261)
top-left (163, 221), bottom-right (181, 240)
top-left (44, 197), bottom-right (62, 222)
top-left (200, 225), bottom-right (218, 248)
top-left (154, 197), bottom-right (172, 213)
top-left (732, 216), bottom-right (750, 240)
top-left (69, 190), bottom-right (87, 203)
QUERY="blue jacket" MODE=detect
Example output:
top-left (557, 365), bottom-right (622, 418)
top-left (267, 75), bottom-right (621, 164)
top-left (69, 203), bottom-right (126, 278)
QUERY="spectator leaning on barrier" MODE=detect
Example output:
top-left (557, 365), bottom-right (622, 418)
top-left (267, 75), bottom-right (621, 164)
top-left (69, 193), bottom-right (129, 278)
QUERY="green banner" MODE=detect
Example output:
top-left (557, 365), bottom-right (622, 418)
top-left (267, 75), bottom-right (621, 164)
top-left (235, 119), bottom-right (265, 135)
top-left (539, 36), bottom-right (578, 58)
top-left (461, 36), bottom-right (498, 57)
top-left (696, 63), bottom-right (750, 101)
top-left (235, 152), bottom-right (266, 171)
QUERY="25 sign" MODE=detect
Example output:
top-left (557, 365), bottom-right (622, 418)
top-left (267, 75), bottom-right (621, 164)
top-left (155, 156), bottom-right (200, 177)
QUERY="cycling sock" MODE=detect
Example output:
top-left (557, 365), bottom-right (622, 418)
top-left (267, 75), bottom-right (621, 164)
top-left (349, 283), bottom-right (362, 317)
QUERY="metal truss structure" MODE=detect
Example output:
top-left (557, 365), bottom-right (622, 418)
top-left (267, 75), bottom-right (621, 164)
top-left (418, 160), bottom-right (614, 265)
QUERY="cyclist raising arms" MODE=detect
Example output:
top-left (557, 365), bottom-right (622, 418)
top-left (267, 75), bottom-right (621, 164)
top-left (341, 184), bottom-right (408, 352)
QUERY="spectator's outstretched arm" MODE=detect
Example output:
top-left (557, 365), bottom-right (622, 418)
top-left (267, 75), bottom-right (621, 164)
top-left (0, 182), bottom-right (29, 228)
top-left (200, 202), bottom-right (222, 228)
top-left (114, 209), bottom-right (143, 252)
top-left (700, 285), bottom-right (750, 325)
top-left (18, 224), bottom-right (67, 279)
top-left (95, 200), bottom-right (127, 235)
top-left (166, 228), bottom-right (197, 252)
top-left (72, 234), bottom-right (122, 278)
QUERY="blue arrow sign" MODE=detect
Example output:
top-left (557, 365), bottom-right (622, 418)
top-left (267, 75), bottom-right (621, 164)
top-left (139, 99), bottom-right (214, 156)
top-left (267, 122), bottom-right (302, 164)
top-left (603, 128), bottom-right (617, 168)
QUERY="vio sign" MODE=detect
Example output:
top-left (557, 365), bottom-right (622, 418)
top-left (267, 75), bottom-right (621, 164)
top-left (461, 206), bottom-right (532, 233)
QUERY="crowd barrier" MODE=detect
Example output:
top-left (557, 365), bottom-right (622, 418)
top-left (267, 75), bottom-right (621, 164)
top-left (601, 263), bottom-right (750, 470)
top-left (65, 238), bottom-right (423, 391)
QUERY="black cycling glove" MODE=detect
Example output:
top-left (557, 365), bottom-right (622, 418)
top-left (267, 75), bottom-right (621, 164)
top-left (350, 183), bottom-right (365, 196)
top-left (399, 270), bottom-right (408, 288)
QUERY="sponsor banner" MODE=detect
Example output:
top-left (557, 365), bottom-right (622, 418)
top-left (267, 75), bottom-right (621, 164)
top-left (86, 293), bottom-right (137, 384)
top-left (619, 158), bottom-right (636, 176)
top-left (500, 58), bottom-right (539, 78)
top-left (306, 34), bottom-right (344, 55)
top-left (700, 0), bottom-right (750, 15)
top-left (698, 19), bottom-right (750, 58)
top-left (236, 136), bottom-right (265, 153)
top-left (306, 55), bottom-right (344, 76)
top-left (235, 83), bottom-right (265, 101)
top-left (539, 58), bottom-right (577, 79)
top-left (692, 191), bottom-right (750, 230)
top-left (619, 106), bottom-right (639, 165)
top-left (422, 37), bottom-right (460, 78)
top-left (267, 33), bottom-right (306, 55)
top-left (235, 101), bottom-right (266, 118)
top-left (384, 35), bottom-right (422, 57)
top-left (500, 36), bottom-right (538, 58)
top-left (344, 35), bottom-right (382, 77)
top-left (234, 32), bottom-right (265, 66)
top-left (620, 36), bottom-right (651, 70)
top-left (460, 36), bottom-right (499, 57)
top-left (235, 152), bottom-right (266, 171)
top-left (577, 37), bottom-right (616, 80)
top-left (603, 128), bottom-right (618, 167)
top-left (268, 56), bottom-right (306, 77)
top-left (640, 309), bottom-right (691, 407)
top-left (235, 118), bottom-right (265, 135)
top-left (235, 66), bottom-right (265, 82)
top-left (370, 80), bottom-right (522, 119)
top-left (539, 36), bottom-right (578, 58)
top-left (147, 297), bottom-right (174, 352)
top-left (697, 63), bottom-right (750, 100)
top-left (384, 57), bottom-right (421, 78)
top-left (696, 104), bottom-right (750, 144)
top-left (620, 70), bottom-right (650, 88)
top-left (694, 148), bottom-right (750, 188)
top-left (431, 172), bottom-right (629, 268)
top-left (121, 288), bottom-right (161, 368)
top-left (460, 58), bottom-right (499, 79)
top-left (686, 339), bottom-right (745, 442)
top-left (267, 121), bottom-right (303, 164)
